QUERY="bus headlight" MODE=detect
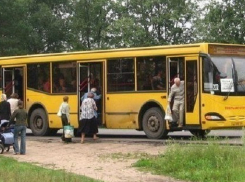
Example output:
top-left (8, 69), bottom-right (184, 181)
top-left (205, 113), bottom-right (226, 121)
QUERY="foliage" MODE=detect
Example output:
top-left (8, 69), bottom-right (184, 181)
top-left (194, 0), bottom-right (245, 43)
top-left (134, 142), bottom-right (245, 182)
top-left (0, 0), bottom-right (71, 56)
top-left (69, 0), bottom-right (112, 50)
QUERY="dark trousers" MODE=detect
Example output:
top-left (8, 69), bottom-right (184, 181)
top-left (61, 114), bottom-right (72, 142)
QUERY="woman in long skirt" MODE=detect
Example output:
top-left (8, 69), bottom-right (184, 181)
top-left (78, 92), bottom-right (98, 143)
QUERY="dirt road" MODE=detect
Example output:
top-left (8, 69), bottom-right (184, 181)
top-left (3, 137), bottom-right (186, 182)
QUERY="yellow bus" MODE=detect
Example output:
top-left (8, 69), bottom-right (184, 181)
top-left (1, 43), bottom-right (245, 138)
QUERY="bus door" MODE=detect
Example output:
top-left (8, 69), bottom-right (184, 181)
top-left (185, 57), bottom-right (200, 126)
top-left (78, 61), bottom-right (104, 125)
top-left (2, 66), bottom-right (26, 105)
top-left (167, 57), bottom-right (184, 116)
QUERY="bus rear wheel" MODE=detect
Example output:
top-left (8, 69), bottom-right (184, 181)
top-left (189, 129), bottom-right (210, 138)
top-left (142, 107), bottom-right (168, 139)
top-left (30, 108), bottom-right (50, 136)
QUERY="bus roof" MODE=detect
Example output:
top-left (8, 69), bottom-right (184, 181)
top-left (0, 43), bottom-right (245, 65)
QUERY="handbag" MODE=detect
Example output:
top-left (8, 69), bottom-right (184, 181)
top-left (64, 125), bottom-right (74, 138)
top-left (57, 105), bottom-right (62, 117)
top-left (57, 109), bottom-right (62, 117)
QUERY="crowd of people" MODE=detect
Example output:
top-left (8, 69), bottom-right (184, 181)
top-left (0, 93), bottom-right (27, 155)
top-left (0, 75), bottom-right (184, 155)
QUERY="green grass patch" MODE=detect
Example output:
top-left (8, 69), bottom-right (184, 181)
top-left (134, 141), bottom-right (245, 182)
top-left (0, 156), bottom-right (102, 182)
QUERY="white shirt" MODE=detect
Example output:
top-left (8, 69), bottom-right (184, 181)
top-left (7, 98), bottom-right (19, 114)
top-left (59, 102), bottom-right (70, 121)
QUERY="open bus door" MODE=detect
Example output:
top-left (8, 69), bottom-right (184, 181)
top-left (78, 61), bottom-right (104, 125)
top-left (2, 66), bottom-right (26, 106)
top-left (185, 57), bottom-right (200, 127)
top-left (167, 57), bottom-right (184, 128)
top-left (167, 56), bottom-right (200, 130)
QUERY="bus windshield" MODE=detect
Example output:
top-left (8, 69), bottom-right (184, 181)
top-left (203, 56), bottom-right (245, 95)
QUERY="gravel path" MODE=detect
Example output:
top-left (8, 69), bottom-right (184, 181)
top-left (3, 137), bottom-right (187, 182)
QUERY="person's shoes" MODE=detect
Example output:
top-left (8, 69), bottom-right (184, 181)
top-left (20, 153), bottom-right (25, 155)
top-left (81, 140), bottom-right (84, 144)
top-left (178, 124), bottom-right (183, 128)
top-left (13, 152), bottom-right (19, 155)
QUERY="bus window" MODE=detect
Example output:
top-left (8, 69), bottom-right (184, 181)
top-left (233, 57), bottom-right (245, 92)
top-left (186, 61), bottom-right (198, 112)
top-left (27, 63), bottom-right (50, 93)
top-left (107, 58), bottom-right (134, 92)
top-left (203, 56), bottom-right (234, 93)
top-left (137, 56), bottom-right (166, 91)
top-left (52, 62), bottom-right (76, 93)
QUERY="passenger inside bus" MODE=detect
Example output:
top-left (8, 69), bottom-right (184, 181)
top-left (14, 70), bottom-right (23, 100)
top-left (152, 70), bottom-right (164, 90)
top-left (80, 74), bottom-right (94, 92)
top-left (70, 77), bottom-right (77, 92)
top-left (56, 77), bottom-right (69, 93)
top-left (142, 74), bottom-right (153, 90)
top-left (43, 78), bottom-right (50, 92)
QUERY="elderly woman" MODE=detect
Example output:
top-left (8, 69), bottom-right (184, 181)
top-left (0, 94), bottom-right (11, 126)
top-left (78, 92), bottom-right (98, 143)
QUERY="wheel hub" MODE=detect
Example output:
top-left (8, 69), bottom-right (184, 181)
top-left (147, 116), bottom-right (160, 132)
top-left (35, 117), bottom-right (43, 129)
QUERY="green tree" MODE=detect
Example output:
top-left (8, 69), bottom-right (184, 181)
top-left (106, 0), bottom-right (197, 48)
top-left (194, 0), bottom-right (245, 44)
top-left (69, 0), bottom-right (112, 50)
top-left (0, 0), bottom-right (71, 56)
top-left (23, 0), bottom-right (71, 53)
top-left (0, 0), bottom-right (29, 56)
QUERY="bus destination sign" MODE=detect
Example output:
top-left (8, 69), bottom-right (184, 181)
top-left (209, 45), bottom-right (245, 56)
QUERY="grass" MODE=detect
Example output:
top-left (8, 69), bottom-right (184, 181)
top-left (134, 137), bottom-right (245, 182)
top-left (0, 156), bottom-right (102, 182)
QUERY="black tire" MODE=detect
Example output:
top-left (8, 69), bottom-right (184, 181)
top-left (0, 144), bottom-right (4, 154)
top-left (190, 129), bottom-right (210, 138)
top-left (142, 107), bottom-right (168, 139)
top-left (30, 108), bottom-right (50, 136)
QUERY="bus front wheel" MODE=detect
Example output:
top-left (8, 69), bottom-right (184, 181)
top-left (30, 108), bottom-right (50, 136)
top-left (142, 107), bottom-right (168, 139)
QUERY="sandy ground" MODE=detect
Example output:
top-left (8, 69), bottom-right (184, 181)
top-left (2, 137), bottom-right (186, 182)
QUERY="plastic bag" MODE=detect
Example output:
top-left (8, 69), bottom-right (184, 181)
top-left (64, 125), bottom-right (74, 138)
top-left (164, 105), bottom-right (173, 122)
